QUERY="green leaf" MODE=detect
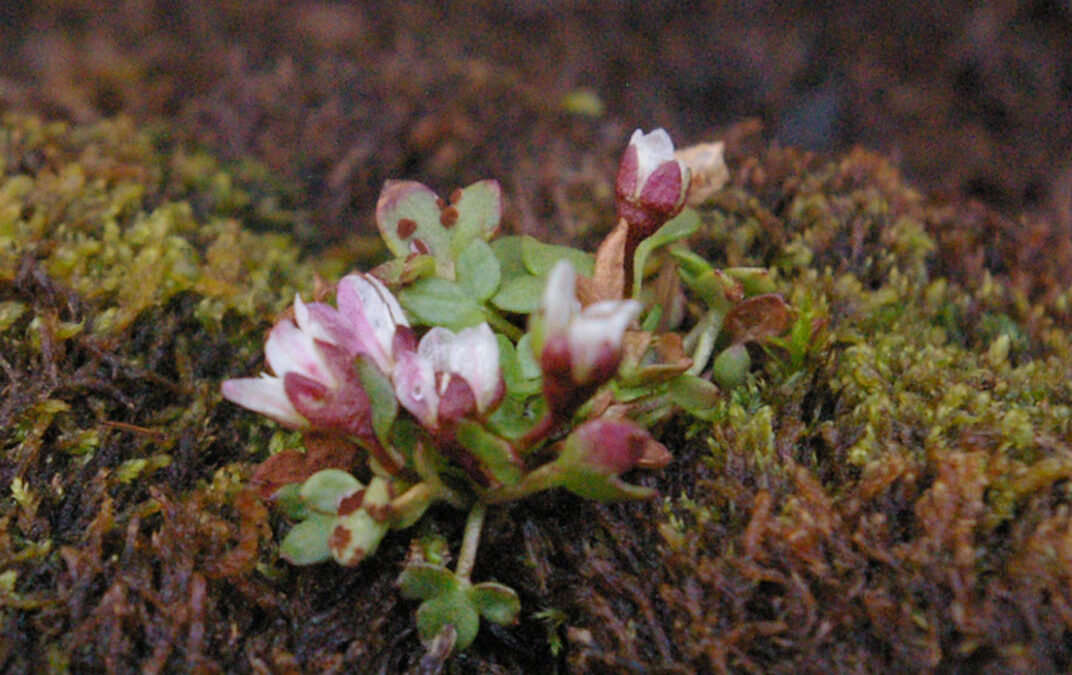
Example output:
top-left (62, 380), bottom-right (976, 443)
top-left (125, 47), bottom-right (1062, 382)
top-left (633, 208), bottom-right (702, 297)
top-left (398, 562), bottom-right (459, 600)
top-left (376, 180), bottom-right (451, 260)
top-left (711, 343), bottom-right (751, 390)
top-left (399, 278), bottom-right (486, 330)
top-left (496, 335), bottom-right (541, 397)
top-left (485, 394), bottom-right (542, 440)
top-left (470, 582), bottom-right (521, 625)
top-left (354, 356), bottom-right (398, 446)
top-left (670, 247), bottom-right (739, 312)
top-left (667, 374), bottom-right (722, 418)
top-left (490, 235), bottom-right (527, 282)
top-left (331, 505), bottom-right (389, 565)
top-left (299, 469), bottom-right (362, 514)
top-left (491, 274), bottom-right (545, 314)
top-left (448, 180), bottom-right (502, 257)
top-left (416, 589), bottom-right (482, 650)
top-left (516, 332), bottom-right (541, 380)
top-left (454, 420), bottom-right (522, 486)
top-left (389, 417), bottom-right (423, 464)
top-left (279, 515), bottom-right (335, 565)
top-left (521, 235), bottom-right (594, 277)
top-left (456, 238), bottom-right (501, 301)
top-left (271, 482), bottom-right (309, 520)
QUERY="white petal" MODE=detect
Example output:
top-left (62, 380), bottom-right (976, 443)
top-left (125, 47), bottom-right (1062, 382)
top-left (392, 351), bottom-right (439, 428)
top-left (264, 320), bottom-right (335, 386)
top-left (568, 300), bottom-right (641, 378)
top-left (221, 375), bottom-right (306, 427)
top-left (417, 326), bottom-right (456, 373)
top-left (361, 274), bottom-right (410, 337)
top-left (449, 323), bottom-right (501, 412)
top-left (542, 260), bottom-right (578, 338)
top-left (632, 128), bottom-right (676, 188)
top-left (336, 274), bottom-right (396, 370)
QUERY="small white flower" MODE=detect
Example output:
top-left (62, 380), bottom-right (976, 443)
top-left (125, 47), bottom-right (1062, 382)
top-left (222, 295), bottom-right (348, 428)
top-left (540, 260), bottom-right (641, 384)
top-left (393, 322), bottom-right (503, 429)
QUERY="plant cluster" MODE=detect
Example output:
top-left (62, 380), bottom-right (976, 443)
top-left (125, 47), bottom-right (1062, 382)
top-left (222, 129), bottom-right (790, 654)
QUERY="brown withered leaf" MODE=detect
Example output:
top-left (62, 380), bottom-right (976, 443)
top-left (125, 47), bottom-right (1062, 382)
top-left (675, 141), bottom-right (730, 207)
top-left (637, 437), bottom-right (673, 470)
top-left (249, 433), bottom-right (360, 499)
top-left (577, 218), bottom-right (627, 305)
top-left (618, 331), bottom-right (692, 385)
top-left (724, 293), bottom-right (792, 344)
top-left (643, 333), bottom-right (693, 381)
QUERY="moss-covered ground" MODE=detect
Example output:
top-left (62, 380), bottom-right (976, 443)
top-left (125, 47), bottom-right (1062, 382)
top-left (1, 110), bottom-right (1071, 673)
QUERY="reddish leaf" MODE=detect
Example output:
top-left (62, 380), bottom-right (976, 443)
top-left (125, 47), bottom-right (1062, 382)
top-left (724, 293), bottom-right (792, 344)
top-left (249, 434), bottom-right (359, 499)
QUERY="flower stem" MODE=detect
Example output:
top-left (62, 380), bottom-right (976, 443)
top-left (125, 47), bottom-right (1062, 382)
top-left (483, 462), bottom-right (562, 504)
top-left (455, 501), bottom-right (487, 582)
top-left (482, 306), bottom-right (523, 342)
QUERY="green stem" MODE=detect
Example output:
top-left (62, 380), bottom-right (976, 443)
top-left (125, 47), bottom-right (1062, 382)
top-left (455, 501), bottom-right (487, 582)
top-left (483, 462), bottom-right (562, 504)
top-left (482, 305), bottom-right (524, 341)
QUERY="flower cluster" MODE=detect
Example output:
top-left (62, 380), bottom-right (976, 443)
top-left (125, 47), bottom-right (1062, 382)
top-left (222, 128), bottom-right (789, 656)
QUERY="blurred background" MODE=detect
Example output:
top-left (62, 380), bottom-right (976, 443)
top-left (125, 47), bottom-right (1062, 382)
top-left (0, 0), bottom-right (1069, 246)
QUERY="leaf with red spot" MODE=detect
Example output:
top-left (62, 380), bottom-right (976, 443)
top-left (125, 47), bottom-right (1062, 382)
top-left (376, 180), bottom-right (503, 273)
top-left (376, 180), bottom-right (451, 262)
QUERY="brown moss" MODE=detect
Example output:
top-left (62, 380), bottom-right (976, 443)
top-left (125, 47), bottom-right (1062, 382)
top-left (4, 99), bottom-right (1072, 673)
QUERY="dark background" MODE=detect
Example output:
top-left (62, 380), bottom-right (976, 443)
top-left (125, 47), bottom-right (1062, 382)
top-left (1, 0), bottom-right (1069, 246)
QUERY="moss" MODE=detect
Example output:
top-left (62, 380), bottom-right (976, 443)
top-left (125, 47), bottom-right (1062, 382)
top-left (3, 111), bottom-right (1072, 672)
top-left (560, 143), bottom-right (1072, 672)
top-left (0, 113), bottom-right (328, 672)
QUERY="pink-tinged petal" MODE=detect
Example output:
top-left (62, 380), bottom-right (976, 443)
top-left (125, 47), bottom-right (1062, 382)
top-left (285, 369), bottom-right (374, 436)
top-left (295, 295), bottom-right (357, 351)
top-left (336, 274), bottom-right (407, 371)
top-left (264, 320), bottom-right (335, 385)
top-left (543, 260), bottom-right (579, 339)
top-left (392, 350), bottom-right (439, 428)
top-left (221, 376), bottom-right (306, 428)
top-left (448, 323), bottom-right (500, 413)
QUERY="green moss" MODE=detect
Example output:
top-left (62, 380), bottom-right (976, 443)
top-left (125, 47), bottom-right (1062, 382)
top-left (0, 113), bottom-right (329, 672)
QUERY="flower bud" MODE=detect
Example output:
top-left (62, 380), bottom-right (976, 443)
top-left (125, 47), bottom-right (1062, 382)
top-left (552, 418), bottom-right (670, 501)
top-left (534, 261), bottom-right (640, 420)
top-left (615, 128), bottom-right (690, 239)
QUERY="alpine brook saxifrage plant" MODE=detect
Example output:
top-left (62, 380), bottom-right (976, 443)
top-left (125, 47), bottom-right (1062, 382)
top-left (222, 129), bottom-right (791, 656)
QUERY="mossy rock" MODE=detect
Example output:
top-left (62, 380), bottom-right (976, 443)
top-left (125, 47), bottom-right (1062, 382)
top-left (2, 112), bottom-right (1072, 673)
